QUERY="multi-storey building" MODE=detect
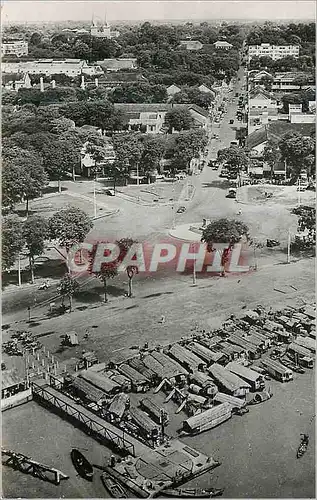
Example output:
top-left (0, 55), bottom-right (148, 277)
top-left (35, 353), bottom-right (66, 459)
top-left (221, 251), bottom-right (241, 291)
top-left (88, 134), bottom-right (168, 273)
top-left (2, 59), bottom-right (103, 76)
top-left (248, 44), bottom-right (299, 62)
top-left (2, 39), bottom-right (28, 57)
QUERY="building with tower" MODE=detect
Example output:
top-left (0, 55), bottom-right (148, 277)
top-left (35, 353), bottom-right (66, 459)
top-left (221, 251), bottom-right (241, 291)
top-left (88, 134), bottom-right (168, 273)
top-left (90, 16), bottom-right (119, 39)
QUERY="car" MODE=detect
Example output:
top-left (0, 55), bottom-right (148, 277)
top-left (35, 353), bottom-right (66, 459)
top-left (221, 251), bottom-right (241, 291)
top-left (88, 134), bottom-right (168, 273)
top-left (177, 206), bottom-right (186, 213)
top-left (297, 185), bottom-right (308, 192)
top-left (229, 119), bottom-right (234, 124)
top-left (175, 173), bottom-right (186, 180)
top-left (105, 189), bottom-right (115, 196)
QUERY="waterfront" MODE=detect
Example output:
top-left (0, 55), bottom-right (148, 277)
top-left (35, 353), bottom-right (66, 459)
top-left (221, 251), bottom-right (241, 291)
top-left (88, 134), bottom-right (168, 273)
top-left (2, 366), bottom-right (314, 498)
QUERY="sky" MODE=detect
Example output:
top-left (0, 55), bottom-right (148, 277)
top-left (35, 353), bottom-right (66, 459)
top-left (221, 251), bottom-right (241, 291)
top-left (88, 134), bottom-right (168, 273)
top-left (1, 0), bottom-right (316, 24)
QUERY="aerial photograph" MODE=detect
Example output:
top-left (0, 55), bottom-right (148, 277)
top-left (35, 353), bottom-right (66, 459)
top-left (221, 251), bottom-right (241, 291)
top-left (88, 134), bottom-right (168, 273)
top-left (1, 0), bottom-right (315, 498)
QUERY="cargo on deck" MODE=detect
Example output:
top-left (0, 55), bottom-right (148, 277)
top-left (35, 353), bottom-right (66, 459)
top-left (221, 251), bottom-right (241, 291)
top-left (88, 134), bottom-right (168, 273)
top-left (225, 361), bottom-right (265, 391)
top-left (117, 363), bottom-right (150, 392)
top-left (261, 358), bottom-right (293, 382)
top-left (79, 370), bottom-right (121, 395)
top-left (188, 342), bottom-right (228, 365)
top-left (208, 363), bottom-right (251, 397)
top-left (182, 402), bottom-right (232, 435)
top-left (168, 344), bottom-right (207, 371)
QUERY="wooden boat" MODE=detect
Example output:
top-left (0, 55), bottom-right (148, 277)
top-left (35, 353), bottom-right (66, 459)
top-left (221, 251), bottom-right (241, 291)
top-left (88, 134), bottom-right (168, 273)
top-left (280, 357), bottom-right (305, 374)
top-left (297, 435), bottom-right (309, 459)
top-left (70, 449), bottom-right (93, 481)
top-left (101, 473), bottom-right (129, 497)
top-left (160, 487), bottom-right (224, 498)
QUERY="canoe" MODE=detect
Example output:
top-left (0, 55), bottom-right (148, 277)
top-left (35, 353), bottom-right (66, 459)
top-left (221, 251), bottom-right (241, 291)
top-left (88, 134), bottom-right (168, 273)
top-left (160, 487), bottom-right (224, 498)
top-left (101, 473), bottom-right (129, 497)
top-left (70, 449), bottom-right (93, 481)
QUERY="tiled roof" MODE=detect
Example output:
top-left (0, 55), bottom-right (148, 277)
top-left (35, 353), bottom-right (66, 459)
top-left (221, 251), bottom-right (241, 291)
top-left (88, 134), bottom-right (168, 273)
top-left (113, 102), bottom-right (209, 118)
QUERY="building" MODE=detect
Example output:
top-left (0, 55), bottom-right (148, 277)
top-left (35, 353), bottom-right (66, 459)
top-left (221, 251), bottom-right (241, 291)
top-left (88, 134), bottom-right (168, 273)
top-left (198, 84), bottom-right (217, 97)
top-left (214, 40), bottom-right (233, 50)
top-left (1, 369), bottom-right (26, 399)
top-left (80, 139), bottom-right (115, 177)
top-left (248, 44), bottom-right (300, 62)
top-left (167, 84), bottom-right (181, 97)
top-left (2, 59), bottom-right (103, 76)
top-left (2, 72), bottom-right (32, 91)
top-left (271, 72), bottom-right (315, 92)
top-left (96, 58), bottom-right (137, 72)
top-left (113, 103), bottom-right (210, 134)
top-left (248, 86), bottom-right (280, 133)
top-left (96, 72), bottom-right (147, 88)
top-left (90, 20), bottom-right (119, 38)
top-left (179, 40), bottom-right (203, 51)
top-left (2, 39), bottom-right (28, 57)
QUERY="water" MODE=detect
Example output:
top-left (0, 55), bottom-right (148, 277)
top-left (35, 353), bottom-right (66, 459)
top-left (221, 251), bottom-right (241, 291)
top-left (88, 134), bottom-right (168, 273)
top-left (2, 367), bottom-right (315, 498)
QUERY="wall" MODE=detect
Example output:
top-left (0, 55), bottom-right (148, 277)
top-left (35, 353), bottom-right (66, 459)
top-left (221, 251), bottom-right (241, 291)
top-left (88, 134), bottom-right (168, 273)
top-left (290, 114), bottom-right (316, 124)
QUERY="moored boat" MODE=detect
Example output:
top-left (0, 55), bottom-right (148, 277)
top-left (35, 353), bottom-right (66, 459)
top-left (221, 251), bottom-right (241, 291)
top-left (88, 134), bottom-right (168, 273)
top-left (101, 473), bottom-right (129, 497)
top-left (70, 449), bottom-right (94, 481)
top-left (160, 487), bottom-right (224, 498)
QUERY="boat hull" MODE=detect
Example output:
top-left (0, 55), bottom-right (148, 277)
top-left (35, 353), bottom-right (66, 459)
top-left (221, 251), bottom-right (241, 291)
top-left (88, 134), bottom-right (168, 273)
top-left (101, 473), bottom-right (129, 498)
top-left (161, 488), bottom-right (224, 498)
top-left (70, 449), bottom-right (94, 481)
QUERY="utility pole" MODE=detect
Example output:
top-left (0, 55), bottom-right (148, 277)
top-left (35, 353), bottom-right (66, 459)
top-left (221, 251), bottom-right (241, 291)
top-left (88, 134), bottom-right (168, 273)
top-left (298, 177), bottom-right (301, 207)
top-left (253, 239), bottom-right (258, 270)
top-left (136, 163), bottom-right (139, 186)
top-left (93, 175), bottom-right (97, 218)
top-left (18, 253), bottom-right (22, 286)
top-left (191, 242), bottom-right (197, 286)
top-left (287, 229), bottom-right (291, 264)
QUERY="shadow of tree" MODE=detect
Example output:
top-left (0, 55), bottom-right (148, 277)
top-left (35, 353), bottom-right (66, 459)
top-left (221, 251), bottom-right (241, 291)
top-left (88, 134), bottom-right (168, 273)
top-left (202, 180), bottom-right (230, 190)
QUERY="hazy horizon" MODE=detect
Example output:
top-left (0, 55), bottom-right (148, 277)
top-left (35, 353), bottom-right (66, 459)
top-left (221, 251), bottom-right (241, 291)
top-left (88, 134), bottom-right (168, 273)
top-left (2, 1), bottom-right (316, 24)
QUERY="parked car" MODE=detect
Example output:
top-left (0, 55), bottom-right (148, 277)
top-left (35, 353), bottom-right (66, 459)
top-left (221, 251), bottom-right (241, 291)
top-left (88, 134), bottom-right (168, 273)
top-left (175, 173), bottom-right (186, 180)
top-left (177, 206), bottom-right (186, 213)
top-left (226, 188), bottom-right (237, 199)
top-left (229, 119), bottom-right (234, 124)
top-left (105, 189), bottom-right (115, 196)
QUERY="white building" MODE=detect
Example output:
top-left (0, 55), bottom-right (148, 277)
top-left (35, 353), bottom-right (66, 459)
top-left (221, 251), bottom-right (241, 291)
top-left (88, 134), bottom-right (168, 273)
top-left (248, 87), bottom-right (280, 133)
top-left (179, 40), bottom-right (203, 51)
top-left (81, 138), bottom-right (116, 177)
top-left (2, 39), bottom-right (28, 57)
top-left (167, 84), bottom-right (181, 97)
top-left (2, 59), bottom-right (103, 76)
top-left (248, 44), bottom-right (299, 62)
top-left (90, 20), bottom-right (119, 38)
top-left (214, 41), bottom-right (233, 50)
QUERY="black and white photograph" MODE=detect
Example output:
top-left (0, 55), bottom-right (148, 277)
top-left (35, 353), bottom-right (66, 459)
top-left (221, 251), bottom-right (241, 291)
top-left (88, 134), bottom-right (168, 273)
top-left (1, 0), bottom-right (315, 498)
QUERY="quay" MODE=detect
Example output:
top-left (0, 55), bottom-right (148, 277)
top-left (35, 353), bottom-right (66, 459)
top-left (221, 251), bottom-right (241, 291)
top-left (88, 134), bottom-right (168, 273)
top-left (31, 382), bottom-right (219, 496)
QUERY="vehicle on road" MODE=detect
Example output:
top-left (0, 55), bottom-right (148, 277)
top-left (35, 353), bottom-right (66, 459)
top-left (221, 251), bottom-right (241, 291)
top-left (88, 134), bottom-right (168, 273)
top-left (226, 188), bottom-right (237, 199)
top-left (219, 169), bottom-right (229, 178)
top-left (177, 206), bottom-right (186, 213)
top-left (105, 189), bottom-right (115, 196)
top-left (175, 173), bottom-right (187, 180)
top-left (229, 119), bottom-right (234, 124)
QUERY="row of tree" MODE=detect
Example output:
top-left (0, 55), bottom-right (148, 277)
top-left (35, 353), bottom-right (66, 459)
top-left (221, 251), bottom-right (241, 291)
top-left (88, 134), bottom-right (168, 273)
top-left (248, 55), bottom-right (315, 72)
top-left (246, 22), bottom-right (315, 46)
